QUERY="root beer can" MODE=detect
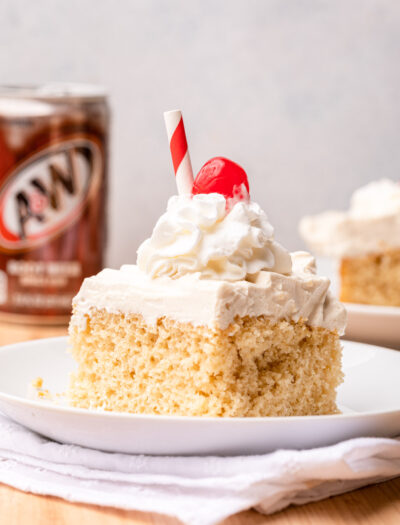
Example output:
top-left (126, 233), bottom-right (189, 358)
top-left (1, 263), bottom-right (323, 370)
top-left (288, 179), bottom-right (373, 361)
top-left (0, 84), bottom-right (109, 324)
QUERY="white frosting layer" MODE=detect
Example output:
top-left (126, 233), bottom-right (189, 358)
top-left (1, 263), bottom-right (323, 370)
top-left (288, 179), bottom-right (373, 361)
top-left (137, 193), bottom-right (292, 281)
top-left (72, 252), bottom-right (346, 335)
top-left (300, 179), bottom-right (400, 257)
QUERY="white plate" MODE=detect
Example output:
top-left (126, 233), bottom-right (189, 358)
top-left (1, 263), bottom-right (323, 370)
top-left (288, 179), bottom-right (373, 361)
top-left (317, 257), bottom-right (400, 349)
top-left (0, 336), bottom-right (399, 456)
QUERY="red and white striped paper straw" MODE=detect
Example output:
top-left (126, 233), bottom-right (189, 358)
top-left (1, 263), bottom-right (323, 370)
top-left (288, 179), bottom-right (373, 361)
top-left (164, 110), bottom-right (194, 195)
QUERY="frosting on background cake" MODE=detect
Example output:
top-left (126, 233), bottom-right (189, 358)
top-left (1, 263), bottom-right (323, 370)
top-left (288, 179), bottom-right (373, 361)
top-left (300, 179), bottom-right (400, 258)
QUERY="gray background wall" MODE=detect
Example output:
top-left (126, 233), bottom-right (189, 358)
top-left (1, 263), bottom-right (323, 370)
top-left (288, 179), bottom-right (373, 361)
top-left (1, 0), bottom-right (399, 267)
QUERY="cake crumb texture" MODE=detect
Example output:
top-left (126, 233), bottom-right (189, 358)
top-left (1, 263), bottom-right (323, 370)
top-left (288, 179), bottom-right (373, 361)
top-left (68, 310), bottom-right (342, 417)
top-left (340, 249), bottom-right (400, 306)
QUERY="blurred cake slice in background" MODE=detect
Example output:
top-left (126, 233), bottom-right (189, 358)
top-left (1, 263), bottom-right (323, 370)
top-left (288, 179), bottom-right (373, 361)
top-left (299, 179), bottom-right (400, 306)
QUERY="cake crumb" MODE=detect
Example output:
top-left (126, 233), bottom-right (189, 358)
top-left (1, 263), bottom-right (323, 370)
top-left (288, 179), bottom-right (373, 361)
top-left (31, 377), bottom-right (43, 389)
top-left (29, 377), bottom-right (53, 401)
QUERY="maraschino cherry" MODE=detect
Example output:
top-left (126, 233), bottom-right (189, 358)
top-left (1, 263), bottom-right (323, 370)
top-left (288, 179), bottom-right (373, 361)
top-left (192, 157), bottom-right (249, 200)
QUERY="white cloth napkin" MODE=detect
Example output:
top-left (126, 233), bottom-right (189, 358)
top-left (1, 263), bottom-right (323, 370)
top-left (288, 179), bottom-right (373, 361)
top-left (0, 413), bottom-right (399, 525)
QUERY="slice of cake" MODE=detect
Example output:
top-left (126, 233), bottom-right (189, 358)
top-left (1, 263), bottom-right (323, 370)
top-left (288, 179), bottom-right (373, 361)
top-left (300, 179), bottom-right (400, 306)
top-left (68, 181), bottom-right (346, 417)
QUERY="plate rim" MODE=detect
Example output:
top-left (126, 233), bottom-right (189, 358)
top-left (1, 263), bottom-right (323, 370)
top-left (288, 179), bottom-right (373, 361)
top-left (0, 336), bottom-right (399, 423)
top-left (344, 302), bottom-right (400, 316)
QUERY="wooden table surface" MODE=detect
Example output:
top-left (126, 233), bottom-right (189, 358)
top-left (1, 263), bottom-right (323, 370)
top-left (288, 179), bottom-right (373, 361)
top-left (0, 321), bottom-right (399, 525)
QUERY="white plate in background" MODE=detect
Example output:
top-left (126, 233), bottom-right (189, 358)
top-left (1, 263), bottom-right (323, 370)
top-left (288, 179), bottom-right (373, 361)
top-left (344, 303), bottom-right (400, 350)
top-left (317, 257), bottom-right (400, 350)
top-left (0, 336), bottom-right (399, 456)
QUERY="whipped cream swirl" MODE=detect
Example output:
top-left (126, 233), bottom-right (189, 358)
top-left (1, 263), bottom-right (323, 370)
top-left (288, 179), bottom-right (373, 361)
top-left (137, 193), bottom-right (292, 281)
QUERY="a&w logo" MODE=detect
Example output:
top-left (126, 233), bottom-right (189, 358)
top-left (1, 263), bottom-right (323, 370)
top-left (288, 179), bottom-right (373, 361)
top-left (0, 137), bottom-right (102, 251)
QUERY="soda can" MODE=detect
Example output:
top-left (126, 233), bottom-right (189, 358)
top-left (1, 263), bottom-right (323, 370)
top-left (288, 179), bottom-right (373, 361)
top-left (0, 84), bottom-right (109, 324)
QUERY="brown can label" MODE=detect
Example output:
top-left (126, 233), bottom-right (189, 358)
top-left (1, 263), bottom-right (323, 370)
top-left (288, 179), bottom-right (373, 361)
top-left (0, 137), bottom-right (101, 252)
top-left (0, 134), bottom-right (106, 323)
